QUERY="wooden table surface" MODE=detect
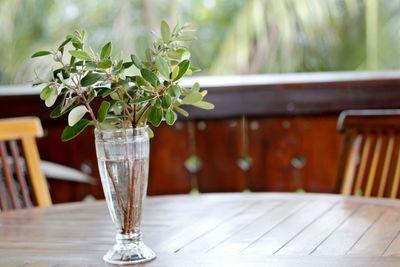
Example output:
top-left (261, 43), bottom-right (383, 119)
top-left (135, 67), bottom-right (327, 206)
top-left (1, 193), bottom-right (400, 266)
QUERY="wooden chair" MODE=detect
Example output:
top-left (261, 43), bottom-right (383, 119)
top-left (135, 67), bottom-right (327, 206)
top-left (0, 117), bottom-right (51, 210)
top-left (335, 109), bottom-right (400, 198)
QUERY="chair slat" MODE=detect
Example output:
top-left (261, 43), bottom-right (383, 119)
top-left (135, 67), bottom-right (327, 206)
top-left (353, 133), bottom-right (372, 195)
top-left (0, 174), bottom-right (8, 210)
top-left (0, 117), bottom-right (51, 209)
top-left (338, 110), bottom-right (400, 199)
top-left (378, 133), bottom-right (395, 197)
top-left (365, 133), bottom-right (382, 197)
top-left (9, 140), bottom-right (32, 208)
top-left (21, 137), bottom-right (51, 207)
top-left (391, 144), bottom-right (400, 198)
top-left (0, 141), bottom-right (19, 208)
top-left (341, 134), bottom-right (362, 195)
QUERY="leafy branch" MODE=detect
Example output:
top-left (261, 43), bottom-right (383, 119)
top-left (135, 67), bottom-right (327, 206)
top-left (33, 21), bottom-right (214, 141)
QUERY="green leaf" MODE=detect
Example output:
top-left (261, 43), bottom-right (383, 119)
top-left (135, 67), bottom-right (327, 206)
top-left (173, 60), bottom-right (190, 81)
top-left (100, 42), bottom-right (112, 59)
top-left (140, 69), bottom-right (159, 87)
top-left (147, 127), bottom-right (154, 138)
top-left (182, 92), bottom-right (203, 104)
top-left (81, 72), bottom-right (102, 87)
top-left (69, 50), bottom-right (91, 61)
top-left (161, 20), bottom-right (171, 43)
top-left (45, 87), bottom-right (58, 107)
top-left (165, 109), bottom-right (177, 125)
top-left (131, 95), bottom-right (156, 104)
top-left (192, 82), bottom-right (200, 92)
top-left (161, 95), bottom-right (172, 109)
top-left (98, 59), bottom-right (112, 69)
top-left (96, 87), bottom-right (113, 97)
top-left (31, 51), bottom-right (52, 58)
top-left (50, 100), bottom-right (78, 119)
top-left (68, 105), bottom-right (88, 126)
top-left (192, 101), bottom-right (215, 110)
top-left (171, 66), bottom-right (179, 80)
top-left (148, 105), bottom-right (163, 127)
top-left (61, 119), bottom-right (91, 141)
top-left (136, 75), bottom-right (149, 87)
top-left (155, 56), bottom-right (170, 79)
top-left (88, 88), bottom-right (97, 102)
top-left (168, 85), bottom-right (181, 97)
top-left (97, 101), bottom-right (111, 123)
top-left (131, 54), bottom-right (143, 69)
top-left (123, 62), bottom-right (133, 68)
top-left (40, 85), bottom-right (53, 100)
top-left (174, 106), bottom-right (189, 117)
top-left (58, 36), bottom-right (72, 51)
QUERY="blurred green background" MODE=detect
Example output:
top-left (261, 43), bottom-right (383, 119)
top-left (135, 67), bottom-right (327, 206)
top-left (1, 0), bottom-right (399, 85)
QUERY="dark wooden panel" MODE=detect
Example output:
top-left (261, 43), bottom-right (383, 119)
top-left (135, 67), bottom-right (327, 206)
top-left (247, 116), bottom-right (342, 192)
top-left (195, 120), bottom-right (247, 192)
top-left (148, 123), bottom-right (191, 195)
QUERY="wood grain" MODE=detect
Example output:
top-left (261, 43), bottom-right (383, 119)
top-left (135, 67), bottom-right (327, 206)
top-left (1, 193), bottom-right (400, 266)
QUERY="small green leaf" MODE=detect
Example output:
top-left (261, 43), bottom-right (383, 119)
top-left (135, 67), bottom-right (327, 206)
top-left (123, 62), bottom-right (133, 68)
top-left (192, 82), bottom-right (200, 92)
top-left (161, 95), bottom-right (172, 109)
top-left (68, 105), bottom-right (88, 126)
top-left (81, 72), bottom-right (102, 87)
top-left (168, 85), bottom-right (181, 97)
top-left (31, 51), bottom-right (52, 58)
top-left (192, 101), bottom-right (215, 110)
top-left (45, 87), bottom-right (58, 107)
top-left (69, 50), bottom-right (91, 61)
top-left (174, 106), bottom-right (189, 117)
top-left (182, 92), bottom-right (203, 104)
top-left (147, 127), bottom-right (154, 138)
top-left (155, 56), bottom-right (170, 79)
top-left (136, 75), bottom-right (149, 87)
top-left (173, 60), bottom-right (190, 81)
top-left (140, 69), bottom-right (159, 87)
top-left (148, 105), bottom-right (163, 127)
top-left (171, 66), bottom-right (179, 80)
top-left (98, 59), bottom-right (112, 69)
top-left (40, 85), bottom-right (53, 100)
top-left (97, 101), bottom-right (111, 123)
top-left (165, 109), bottom-right (177, 125)
top-left (131, 54), bottom-right (143, 69)
top-left (161, 20), bottom-right (171, 43)
top-left (58, 36), bottom-right (72, 51)
top-left (50, 100), bottom-right (78, 119)
top-left (100, 42), bottom-right (112, 59)
top-left (131, 95), bottom-right (156, 104)
top-left (61, 119), bottom-right (91, 141)
top-left (88, 89), bottom-right (97, 102)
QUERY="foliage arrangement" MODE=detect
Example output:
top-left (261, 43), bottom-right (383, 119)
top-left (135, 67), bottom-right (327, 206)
top-left (32, 21), bottom-right (214, 140)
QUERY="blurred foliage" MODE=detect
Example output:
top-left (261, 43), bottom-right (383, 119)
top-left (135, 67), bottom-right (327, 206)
top-left (1, 0), bottom-right (400, 84)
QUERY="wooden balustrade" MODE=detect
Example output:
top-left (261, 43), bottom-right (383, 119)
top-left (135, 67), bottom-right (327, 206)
top-left (1, 71), bottom-right (400, 202)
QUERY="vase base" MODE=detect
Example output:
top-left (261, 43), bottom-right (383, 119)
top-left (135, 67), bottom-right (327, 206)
top-left (103, 241), bottom-right (156, 265)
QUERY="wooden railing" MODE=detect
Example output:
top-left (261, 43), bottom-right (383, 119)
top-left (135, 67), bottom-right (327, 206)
top-left (1, 71), bottom-right (400, 202)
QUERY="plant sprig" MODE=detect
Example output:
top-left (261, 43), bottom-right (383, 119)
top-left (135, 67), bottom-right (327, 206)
top-left (32, 21), bottom-right (214, 141)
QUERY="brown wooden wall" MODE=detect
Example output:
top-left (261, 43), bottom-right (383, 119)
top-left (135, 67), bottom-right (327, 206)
top-left (1, 72), bottom-right (400, 203)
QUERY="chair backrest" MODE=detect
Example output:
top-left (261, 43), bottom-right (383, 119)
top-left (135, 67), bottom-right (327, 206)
top-left (0, 117), bottom-right (51, 210)
top-left (335, 109), bottom-right (400, 198)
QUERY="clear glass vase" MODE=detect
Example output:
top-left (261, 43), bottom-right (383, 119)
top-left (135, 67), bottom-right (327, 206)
top-left (95, 126), bottom-right (156, 265)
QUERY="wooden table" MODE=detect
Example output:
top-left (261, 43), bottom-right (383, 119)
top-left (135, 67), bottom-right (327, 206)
top-left (1, 193), bottom-right (400, 266)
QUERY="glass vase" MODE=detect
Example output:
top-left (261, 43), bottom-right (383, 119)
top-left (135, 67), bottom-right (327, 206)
top-left (95, 126), bottom-right (156, 265)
